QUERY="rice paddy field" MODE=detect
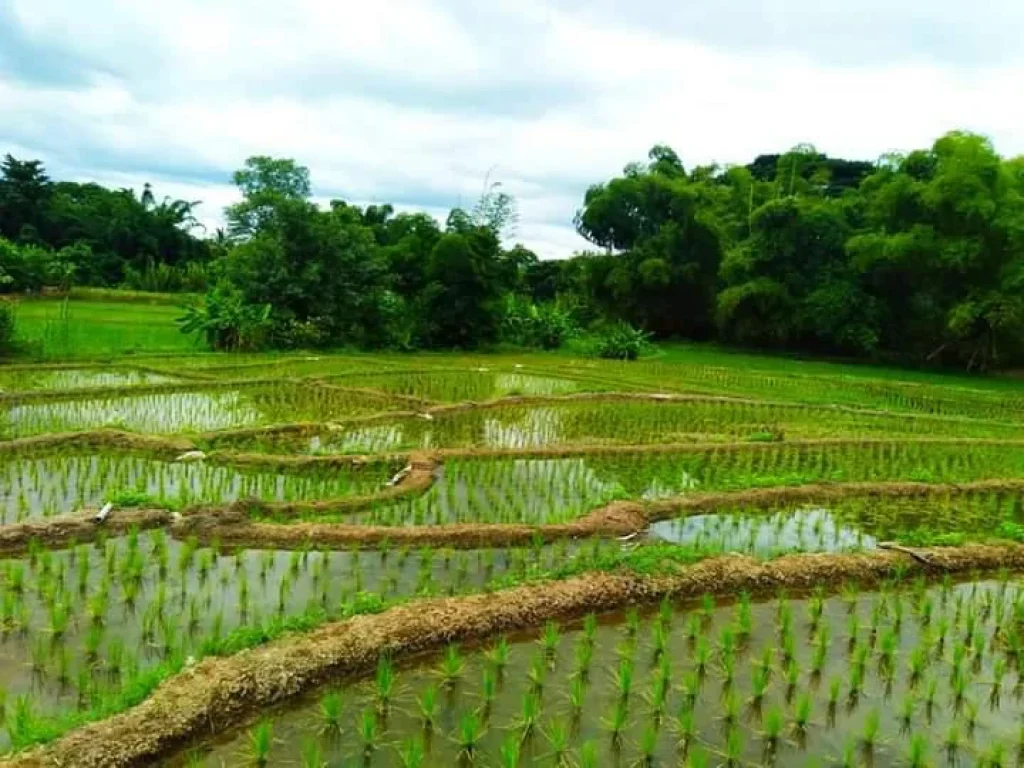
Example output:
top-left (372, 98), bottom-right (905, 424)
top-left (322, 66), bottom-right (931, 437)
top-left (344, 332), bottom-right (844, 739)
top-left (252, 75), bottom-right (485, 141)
top-left (4, 345), bottom-right (1024, 766)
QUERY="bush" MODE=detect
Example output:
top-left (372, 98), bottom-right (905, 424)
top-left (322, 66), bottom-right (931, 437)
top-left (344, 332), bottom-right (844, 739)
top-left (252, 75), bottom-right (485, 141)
top-left (590, 321), bottom-right (652, 360)
top-left (501, 296), bottom-right (579, 350)
top-left (177, 281), bottom-right (272, 351)
top-left (272, 317), bottom-right (332, 349)
top-left (0, 238), bottom-right (56, 293)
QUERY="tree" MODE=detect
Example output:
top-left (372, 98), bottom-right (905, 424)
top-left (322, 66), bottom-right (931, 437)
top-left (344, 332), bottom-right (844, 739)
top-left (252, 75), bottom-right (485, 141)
top-left (848, 131), bottom-right (1022, 365)
top-left (421, 226), bottom-right (505, 348)
top-left (573, 148), bottom-right (723, 337)
top-left (471, 174), bottom-right (519, 243)
top-left (221, 196), bottom-right (388, 346)
top-left (0, 155), bottom-right (52, 242)
top-left (227, 156), bottom-right (312, 239)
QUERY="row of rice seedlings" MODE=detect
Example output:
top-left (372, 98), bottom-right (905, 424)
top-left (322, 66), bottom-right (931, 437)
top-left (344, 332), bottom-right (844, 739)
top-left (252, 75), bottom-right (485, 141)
top-left (0, 532), bottom-right (622, 749)
top-left (2, 391), bottom-right (265, 436)
top-left (264, 446), bottom-right (1024, 529)
top-left (191, 355), bottom-right (415, 380)
top-left (320, 459), bottom-right (624, 528)
top-left (281, 398), bottom-right (1024, 456)
top-left (603, 359), bottom-right (1024, 423)
top-left (333, 371), bottom-right (591, 403)
top-left (0, 368), bottom-right (177, 393)
top-left (191, 573), bottom-right (1024, 767)
top-left (583, 441), bottom-right (1024, 496)
top-left (0, 451), bottom-right (394, 524)
top-left (0, 381), bottom-right (406, 438)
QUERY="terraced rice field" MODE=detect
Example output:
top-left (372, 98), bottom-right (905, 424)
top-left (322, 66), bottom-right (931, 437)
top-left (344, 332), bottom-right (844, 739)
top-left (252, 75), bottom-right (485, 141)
top-left (2, 351), bottom-right (1024, 766)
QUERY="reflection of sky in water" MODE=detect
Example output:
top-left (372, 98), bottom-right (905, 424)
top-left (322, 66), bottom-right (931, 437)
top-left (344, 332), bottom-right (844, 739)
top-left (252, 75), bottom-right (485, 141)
top-left (492, 373), bottom-right (579, 396)
top-left (309, 424), bottom-right (409, 454)
top-left (3, 369), bottom-right (177, 391)
top-left (5, 391), bottom-right (263, 435)
top-left (482, 407), bottom-right (562, 447)
top-left (650, 507), bottom-right (875, 555)
top-left (640, 474), bottom-right (698, 499)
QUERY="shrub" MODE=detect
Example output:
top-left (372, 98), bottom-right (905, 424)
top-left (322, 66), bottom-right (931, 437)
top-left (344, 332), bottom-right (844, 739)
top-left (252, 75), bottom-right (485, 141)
top-left (0, 238), bottom-right (56, 293)
top-left (589, 321), bottom-right (651, 360)
top-left (177, 281), bottom-right (272, 351)
top-left (501, 295), bottom-right (579, 349)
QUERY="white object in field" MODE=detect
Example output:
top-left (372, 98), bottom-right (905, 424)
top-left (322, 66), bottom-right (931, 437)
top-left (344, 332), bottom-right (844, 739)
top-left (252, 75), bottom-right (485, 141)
top-left (417, 412), bottom-right (434, 421)
top-left (514, 364), bottom-right (524, 369)
top-left (175, 450), bottom-right (207, 462)
top-left (475, 367), bottom-right (490, 372)
top-left (94, 502), bottom-right (113, 524)
top-left (386, 465), bottom-right (412, 487)
top-left (650, 393), bottom-right (673, 400)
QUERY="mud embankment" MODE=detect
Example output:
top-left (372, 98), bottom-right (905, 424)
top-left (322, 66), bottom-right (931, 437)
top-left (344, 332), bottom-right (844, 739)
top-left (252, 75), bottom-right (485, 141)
top-left (0, 429), bottom-right (195, 457)
top-left (173, 477), bottom-right (1024, 552)
top-left (0, 508), bottom-right (172, 555)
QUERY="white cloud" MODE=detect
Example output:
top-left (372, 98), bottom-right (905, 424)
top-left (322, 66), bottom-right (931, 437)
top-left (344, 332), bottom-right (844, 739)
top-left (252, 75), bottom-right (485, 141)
top-left (2, 0), bottom-right (1023, 258)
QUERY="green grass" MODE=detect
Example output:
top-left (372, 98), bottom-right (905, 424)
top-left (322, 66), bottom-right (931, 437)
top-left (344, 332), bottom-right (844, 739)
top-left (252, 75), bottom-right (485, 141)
top-left (11, 298), bottom-right (200, 359)
top-left (651, 341), bottom-right (1024, 394)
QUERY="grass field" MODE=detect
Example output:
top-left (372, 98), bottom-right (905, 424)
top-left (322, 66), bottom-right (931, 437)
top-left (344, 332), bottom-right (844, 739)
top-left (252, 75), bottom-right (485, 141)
top-left (10, 296), bottom-right (201, 359)
top-left (3, 298), bottom-right (1024, 764)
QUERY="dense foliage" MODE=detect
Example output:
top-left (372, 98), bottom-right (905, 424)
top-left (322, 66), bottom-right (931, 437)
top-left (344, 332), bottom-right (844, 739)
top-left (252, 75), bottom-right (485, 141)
top-left (567, 133), bottom-right (1024, 369)
top-left (0, 155), bottom-right (209, 291)
top-left (183, 156), bottom-right (545, 351)
top-left (4, 130), bottom-right (1024, 366)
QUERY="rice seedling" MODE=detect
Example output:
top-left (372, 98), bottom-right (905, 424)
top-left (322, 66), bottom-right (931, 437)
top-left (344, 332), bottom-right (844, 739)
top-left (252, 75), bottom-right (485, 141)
top-left (569, 674), bottom-right (587, 717)
top-left (417, 684), bottom-right (439, 731)
top-left (319, 690), bottom-right (343, 736)
top-left (440, 644), bottom-right (465, 687)
top-left (724, 726), bottom-right (744, 767)
top-left (485, 636), bottom-right (510, 671)
top-left (860, 709), bottom-right (880, 753)
top-left (374, 655), bottom-right (397, 713)
top-left (246, 720), bottom-right (273, 767)
top-left (540, 620), bottom-right (560, 658)
top-left (299, 739), bottom-right (324, 768)
top-left (792, 692), bottom-right (812, 734)
top-left (602, 698), bottom-right (630, 745)
top-left (499, 732), bottom-right (521, 768)
top-left (543, 717), bottom-right (572, 766)
top-left (527, 652), bottom-right (547, 693)
top-left (452, 711), bottom-right (486, 762)
top-left (945, 723), bottom-right (963, 761)
top-left (514, 691), bottom-right (542, 740)
top-left (359, 708), bottom-right (379, 757)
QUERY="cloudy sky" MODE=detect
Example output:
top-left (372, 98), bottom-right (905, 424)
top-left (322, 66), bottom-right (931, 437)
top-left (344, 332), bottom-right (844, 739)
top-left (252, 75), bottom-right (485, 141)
top-left (2, 0), bottom-right (1023, 257)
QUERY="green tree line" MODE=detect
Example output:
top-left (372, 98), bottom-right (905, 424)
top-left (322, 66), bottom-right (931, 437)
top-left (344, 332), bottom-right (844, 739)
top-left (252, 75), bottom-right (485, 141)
top-left (567, 132), bottom-right (1024, 369)
top-left (0, 155), bottom-right (210, 292)
top-left (3, 131), bottom-right (1023, 367)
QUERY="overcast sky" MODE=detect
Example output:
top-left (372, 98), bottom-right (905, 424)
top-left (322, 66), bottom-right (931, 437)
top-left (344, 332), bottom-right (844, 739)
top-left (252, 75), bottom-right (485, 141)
top-left (2, 0), bottom-right (1023, 257)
